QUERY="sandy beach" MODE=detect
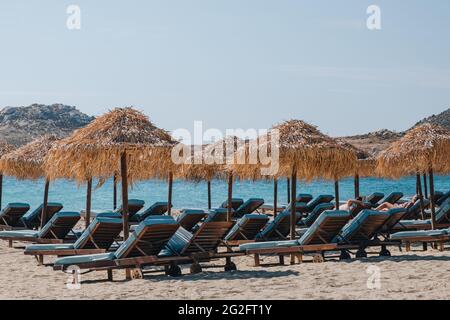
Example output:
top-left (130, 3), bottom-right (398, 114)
top-left (1, 239), bottom-right (449, 300)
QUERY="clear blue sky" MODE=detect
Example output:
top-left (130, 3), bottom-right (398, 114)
top-left (0, 0), bottom-right (449, 137)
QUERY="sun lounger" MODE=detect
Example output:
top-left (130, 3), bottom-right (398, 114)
top-left (433, 191), bottom-right (444, 204)
top-left (220, 198), bottom-right (244, 211)
top-left (233, 198), bottom-right (264, 218)
top-left (24, 217), bottom-right (123, 264)
top-left (436, 191), bottom-right (450, 207)
top-left (295, 194), bottom-right (313, 204)
top-left (177, 209), bottom-right (208, 231)
top-left (130, 202), bottom-right (170, 222)
top-left (299, 195), bottom-right (335, 213)
top-left (390, 228), bottom-right (450, 252)
top-left (394, 199), bottom-right (450, 231)
top-left (401, 199), bottom-right (430, 220)
top-left (299, 203), bottom-right (335, 227)
top-left (0, 203), bottom-right (31, 230)
top-left (256, 210), bottom-right (302, 240)
top-left (20, 203), bottom-right (63, 229)
top-left (224, 214), bottom-right (270, 242)
top-left (239, 210), bottom-right (352, 264)
top-left (97, 199), bottom-right (145, 219)
top-left (0, 212), bottom-right (80, 247)
top-left (366, 193), bottom-right (385, 206)
top-left (381, 192), bottom-right (404, 205)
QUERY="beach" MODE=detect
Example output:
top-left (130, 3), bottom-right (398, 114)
top-left (1, 239), bottom-right (449, 300)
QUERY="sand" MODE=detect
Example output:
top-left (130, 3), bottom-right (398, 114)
top-left (1, 240), bottom-right (450, 300)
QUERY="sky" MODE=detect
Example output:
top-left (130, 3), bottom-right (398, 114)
top-left (0, 0), bottom-right (449, 138)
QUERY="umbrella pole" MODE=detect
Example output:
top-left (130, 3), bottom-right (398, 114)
top-left (207, 180), bottom-right (212, 210)
top-left (423, 174), bottom-right (428, 199)
top-left (227, 173), bottom-right (233, 222)
top-left (40, 179), bottom-right (50, 229)
top-left (120, 152), bottom-right (131, 280)
top-left (85, 178), bottom-right (92, 228)
top-left (290, 171), bottom-right (297, 240)
top-left (273, 177), bottom-right (278, 218)
top-left (354, 174), bottom-right (360, 199)
top-left (168, 172), bottom-right (173, 216)
top-left (334, 179), bottom-right (340, 210)
top-left (429, 168), bottom-right (436, 230)
top-left (416, 173), bottom-right (425, 220)
top-left (0, 173), bottom-right (3, 211)
top-left (113, 174), bottom-right (117, 210)
top-left (287, 178), bottom-right (291, 204)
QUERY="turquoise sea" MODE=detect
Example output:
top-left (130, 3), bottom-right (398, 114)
top-left (1, 175), bottom-right (449, 212)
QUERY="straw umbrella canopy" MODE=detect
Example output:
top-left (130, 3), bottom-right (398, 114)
top-left (0, 135), bottom-right (60, 228)
top-left (232, 120), bottom-right (357, 241)
top-left (0, 141), bottom-right (16, 210)
top-left (377, 123), bottom-right (450, 229)
top-left (45, 107), bottom-right (178, 241)
top-left (176, 136), bottom-right (241, 213)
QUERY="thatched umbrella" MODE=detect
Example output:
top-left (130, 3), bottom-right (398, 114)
top-left (45, 107), bottom-right (178, 243)
top-left (0, 135), bottom-right (60, 228)
top-left (232, 120), bottom-right (357, 242)
top-left (377, 123), bottom-right (450, 229)
top-left (177, 137), bottom-right (241, 217)
top-left (0, 142), bottom-right (16, 210)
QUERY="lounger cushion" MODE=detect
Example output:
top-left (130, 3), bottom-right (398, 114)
top-left (234, 198), bottom-right (265, 217)
top-left (304, 195), bottom-right (334, 212)
top-left (165, 227), bottom-right (193, 255)
top-left (239, 240), bottom-right (299, 251)
top-left (390, 229), bottom-right (450, 240)
top-left (383, 192), bottom-right (404, 204)
top-left (72, 217), bottom-right (122, 249)
top-left (224, 214), bottom-right (269, 241)
top-left (256, 210), bottom-right (302, 240)
top-left (334, 210), bottom-right (390, 242)
top-left (21, 203), bottom-right (63, 228)
top-left (221, 198), bottom-right (244, 210)
top-left (299, 210), bottom-right (351, 245)
top-left (301, 203), bottom-right (335, 227)
top-left (205, 209), bottom-right (228, 222)
top-left (25, 243), bottom-right (75, 253)
top-left (395, 219), bottom-right (432, 228)
top-left (38, 212), bottom-right (80, 238)
top-left (132, 202), bottom-right (169, 222)
top-left (366, 193), bottom-right (385, 205)
top-left (54, 252), bottom-right (116, 267)
top-left (296, 194), bottom-right (313, 204)
top-left (0, 230), bottom-right (39, 238)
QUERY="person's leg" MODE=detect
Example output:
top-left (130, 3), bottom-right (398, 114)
top-left (376, 202), bottom-right (394, 211)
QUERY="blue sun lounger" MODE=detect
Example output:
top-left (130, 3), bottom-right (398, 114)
top-left (224, 214), bottom-right (270, 242)
top-left (394, 199), bottom-right (450, 231)
top-left (233, 198), bottom-right (265, 218)
top-left (130, 202), bottom-right (170, 222)
top-left (295, 194), bottom-right (313, 205)
top-left (366, 193), bottom-right (385, 206)
top-left (0, 211), bottom-right (80, 247)
top-left (24, 217), bottom-right (123, 264)
top-left (177, 209), bottom-right (208, 231)
top-left (299, 195), bottom-right (335, 213)
top-left (436, 191), bottom-right (450, 207)
top-left (97, 199), bottom-right (145, 219)
top-left (381, 192), bottom-right (404, 205)
top-left (0, 203), bottom-right (31, 230)
top-left (390, 228), bottom-right (450, 252)
top-left (255, 210), bottom-right (303, 240)
top-left (220, 198), bottom-right (244, 211)
top-left (21, 203), bottom-right (63, 229)
top-left (299, 203), bottom-right (336, 227)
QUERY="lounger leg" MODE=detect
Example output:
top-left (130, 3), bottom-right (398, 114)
top-left (278, 255), bottom-right (285, 265)
top-left (296, 253), bottom-right (303, 264)
top-left (254, 254), bottom-right (260, 267)
top-left (439, 242), bottom-right (444, 252)
top-left (125, 268), bottom-right (132, 281)
top-left (8, 240), bottom-right (12, 248)
top-left (422, 242), bottom-right (428, 251)
top-left (37, 255), bottom-right (44, 266)
top-left (107, 269), bottom-right (113, 281)
top-left (290, 254), bottom-right (295, 265)
top-left (405, 242), bottom-right (411, 252)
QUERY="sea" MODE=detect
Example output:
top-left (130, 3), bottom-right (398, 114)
top-left (1, 175), bottom-right (449, 212)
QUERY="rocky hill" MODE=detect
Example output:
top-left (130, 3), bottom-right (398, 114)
top-left (413, 107), bottom-right (450, 130)
top-left (340, 129), bottom-right (405, 157)
top-left (0, 104), bottom-right (94, 146)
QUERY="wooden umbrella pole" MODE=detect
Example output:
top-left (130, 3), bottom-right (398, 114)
top-left (423, 174), bottom-right (428, 199)
top-left (120, 151), bottom-right (131, 280)
top-left (273, 177), bottom-right (278, 218)
top-left (429, 168), bottom-right (436, 230)
top-left (287, 178), bottom-right (291, 204)
top-left (40, 179), bottom-right (50, 229)
top-left (0, 174), bottom-right (3, 211)
top-left (113, 174), bottom-right (117, 210)
top-left (416, 173), bottom-right (425, 220)
top-left (227, 172), bottom-right (233, 222)
top-left (290, 171), bottom-right (297, 240)
top-left (334, 179), bottom-right (340, 210)
top-left (207, 180), bottom-right (212, 210)
top-left (85, 178), bottom-right (93, 228)
top-left (168, 172), bottom-right (173, 216)
top-left (354, 174), bottom-right (360, 199)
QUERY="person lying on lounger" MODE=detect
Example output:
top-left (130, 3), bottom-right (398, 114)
top-left (339, 197), bottom-right (369, 211)
top-left (375, 195), bottom-right (419, 212)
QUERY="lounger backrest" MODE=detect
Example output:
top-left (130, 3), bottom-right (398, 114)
top-left (73, 217), bottom-right (123, 250)
top-left (299, 210), bottom-right (351, 245)
top-left (306, 195), bottom-right (335, 212)
top-left (436, 191), bottom-right (450, 207)
top-left (177, 209), bottom-right (208, 231)
top-left (38, 212), bottom-right (80, 239)
top-left (178, 221), bottom-right (234, 255)
top-left (436, 199), bottom-right (450, 223)
top-left (366, 193), bottom-right (385, 205)
top-left (220, 198), bottom-right (244, 211)
top-left (234, 198), bottom-right (264, 217)
top-left (334, 210), bottom-right (391, 243)
top-left (115, 199), bottom-right (145, 217)
top-left (21, 203), bottom-right (64, 229)
top-left (433, 191), bottom-right (445, 204)
top-left (303, 203), bottom-right (335, 227)
top-left (295, 194), bottom-right (313, 204)
top-left (285, 201), bottom-right (309, 213)
top-left (257, 210), bottom-right (302, 240)
top-left (0, 203), bottom-right (30, 227)
top-left (380, 208), bottom-right (408, 232)
top-left (224, 214), bottom-right (269, 241)
top-left (114, 217), bottom-right (180, 258)
top-left (134, 202), bottom-right (169, 222)
top-left (383, 192), bottom-right (404, 204)
top-left (402, 199), bottom-right (430, 220)
top-left (204, 209), bottom-right (228, 222)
